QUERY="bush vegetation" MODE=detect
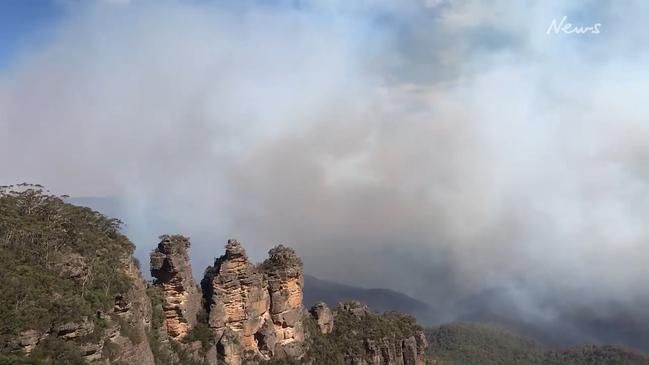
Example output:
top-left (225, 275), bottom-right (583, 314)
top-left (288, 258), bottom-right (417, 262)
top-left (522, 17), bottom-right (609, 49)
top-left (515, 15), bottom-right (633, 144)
top-left (300, 302), bottom-right (422, 364)
top-left (0, 185), bottom-right (135, 360)
top-left (183, 322), bottom-right (214, 353)
top-left (544, 345), bottom-right (649, 365)
top-left (425, 322), bottom-right (649, 365)
top-left (0, 337), bottom-right (86, 365)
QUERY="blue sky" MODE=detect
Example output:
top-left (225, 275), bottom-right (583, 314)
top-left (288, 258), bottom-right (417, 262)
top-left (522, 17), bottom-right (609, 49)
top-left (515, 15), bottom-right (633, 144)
top-left (0, 0), bottom-right (395, 71)
top-left (0, 0), bottom-right (66, 70)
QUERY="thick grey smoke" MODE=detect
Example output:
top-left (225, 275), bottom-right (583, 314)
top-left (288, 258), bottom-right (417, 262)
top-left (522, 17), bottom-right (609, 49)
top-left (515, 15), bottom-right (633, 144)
top-left (2, 0), bottom-right (649, 349)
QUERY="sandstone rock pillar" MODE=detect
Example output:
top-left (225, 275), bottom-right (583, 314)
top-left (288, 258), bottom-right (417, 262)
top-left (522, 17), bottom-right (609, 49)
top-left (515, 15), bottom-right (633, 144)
top-left (150, 235), bottom-right (202, 339)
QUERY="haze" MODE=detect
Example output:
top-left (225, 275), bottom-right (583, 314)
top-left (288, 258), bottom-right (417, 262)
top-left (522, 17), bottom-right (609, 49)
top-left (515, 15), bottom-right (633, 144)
top-left (1, 0), bottom-right (648, 350)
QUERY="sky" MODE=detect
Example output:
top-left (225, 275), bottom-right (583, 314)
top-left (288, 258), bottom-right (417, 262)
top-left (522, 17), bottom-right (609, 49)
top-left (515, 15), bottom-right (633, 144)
top-left (2, 0), bottom-right (649, 350)
top-left (0, 1), bottom-right (63, 70)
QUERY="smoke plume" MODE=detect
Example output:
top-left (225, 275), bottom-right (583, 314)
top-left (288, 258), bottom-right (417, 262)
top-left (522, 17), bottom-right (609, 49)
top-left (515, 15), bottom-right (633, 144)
top-left (2, 0), bottom-right (649, 349)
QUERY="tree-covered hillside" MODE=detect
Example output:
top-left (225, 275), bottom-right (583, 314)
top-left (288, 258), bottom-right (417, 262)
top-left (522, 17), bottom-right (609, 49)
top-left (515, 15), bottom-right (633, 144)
top-left (544, 345), bottom-right (649, 365)
top-left (426, 322), bottom-right (649, 365)
top-left (0, 185), bottom-right (146, 364)
top-left (426, 322), bottom-right (545, 364)
top-left (298, 301), bottom-right (426, 365)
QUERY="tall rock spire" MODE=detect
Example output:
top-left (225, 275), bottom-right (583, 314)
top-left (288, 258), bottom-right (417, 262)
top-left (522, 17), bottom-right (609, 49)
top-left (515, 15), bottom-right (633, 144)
top-left (150, 235), bottom-right (202, 340)
top-left (261, 244), bottom-right (305, 358)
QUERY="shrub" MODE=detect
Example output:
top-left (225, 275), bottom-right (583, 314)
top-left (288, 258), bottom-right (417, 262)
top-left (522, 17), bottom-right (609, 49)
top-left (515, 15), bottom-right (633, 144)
top-left (116, 316), bottom-right (142, 344)
top-left (0, 185), bottom-right (136, 361)
top-left (300, 303), bottom-right (422, 364)
top-left (28, 337), bottom-right (86, 365)
top-left (183, 322), bottom-right (214, 352)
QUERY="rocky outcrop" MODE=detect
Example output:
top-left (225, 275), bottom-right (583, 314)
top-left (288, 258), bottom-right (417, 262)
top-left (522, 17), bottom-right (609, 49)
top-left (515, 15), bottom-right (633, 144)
top-left (5, 255), bottom-right (156, 364)
top-left (201, 239), bottom-right (270, 364)
top-left (201, 240), bottom-right (306, 363)
top-left (361, 332), bottom-right (427, 365)
top-left (329, 302), bottom-right (427, 365)
top-left (13, 330), bottom-right (45, 353)
top-left (150, 235), bottom-right (202, 340)
top-left (107, 256), bottom-right (156, 365)
top-left (73, 255), bottom-right (156, 364)
top-left (262, 244), bottom-right (306, 357)
top-left (199, 241), bottom-right (427, 365)
top-left (4, 229), bottom-right (425, 365)
top-left (0, 184), bottom-right (427, 365)
top-left (340, 300), bottom-right (372, 317)
top-left (310, 302), bottom-right (334, 334)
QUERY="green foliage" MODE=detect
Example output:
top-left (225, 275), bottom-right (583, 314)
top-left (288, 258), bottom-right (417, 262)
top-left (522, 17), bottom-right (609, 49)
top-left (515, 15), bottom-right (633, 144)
top-left (169, 339), bottom-right (203, 365)
top-left (425, 322), bottom-right (545, 365)
top-left (116, 315), bottom-right (142, 344)
top-left (147, 286), bottom-right (165, 330)
top-left (146, 328), bottom-right (172, 365)
top-left (75, 316), bottom-right (108, 344)
top-left (145, 287), bottom-right (172, 365)
top-left (302, 315), bottom-right (345, 365)
top-left (0, 185), bottom-right (136, 360)
top-left (27, 337), bottom-right (86, 365)
top-left (260, 244), bottom-right (303, 271)
top-left (102, 340), bottom-right (121, 361)
top-left (544, 345), bottom-right (649, 365)
top-left (0, 353), bottom-right (33, 365)
top-left (301, 303), bottom-right (422, 364)
top-left (425, 322), bottom-right (649, 365)
top-left (183, 322), bottom-right (214, 353)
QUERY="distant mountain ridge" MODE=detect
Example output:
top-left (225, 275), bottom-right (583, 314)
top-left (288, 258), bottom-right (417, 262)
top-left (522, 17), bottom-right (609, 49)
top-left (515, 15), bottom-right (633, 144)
top-left (303, 274), bottom-right (431, 318)
top-left (5, 188), bottom-right (649, 365)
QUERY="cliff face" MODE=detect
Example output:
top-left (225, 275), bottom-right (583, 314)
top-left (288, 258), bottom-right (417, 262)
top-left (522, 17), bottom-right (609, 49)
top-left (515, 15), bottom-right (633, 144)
top-left (362, 332), bottom-right (428, 365)
top-left (0, 187), bottom-right (155, 365)
top-left (343, 302), bottom-right (427, 365)
top-left (13, 256), bottom-right (156, 364)
top-left (0, 187), bottom-right (428, 365)
top-left (262, 244), bottom-right (306, 357)
top-left (145, 239), bottom-right (428, 365)
top-left (150, 235), bottom-right (202, 340)
top-left (103, 256), bottom-right (156, 365)
top-left (201, 240), bottom-right (306, 363)
top-left (201, 239), bottom-right (270, 364)
top-left (304, 301), bottom-right (427, 365)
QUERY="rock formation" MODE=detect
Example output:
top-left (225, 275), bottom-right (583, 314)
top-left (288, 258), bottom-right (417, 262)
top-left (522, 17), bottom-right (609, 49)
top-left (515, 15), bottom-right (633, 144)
top-left (332, 301), bottom-right (428, 365)
top-left (4, 253), bottom-right (156, 364)
top-left (104, 256), bottom-right (156, 365)
top-left (201, 239), bottom-right (270, 364)
top-left (0, 188), bottom-right (428, 365)
top-left (361, 332), bottom-right (428, 365)
top-left (201, 240), bottom-right (306, 363)
top-left (310, 302), bottom-right (334, 334)
top-left (150, 235), bottom-right (202, 340)
top-left (261, 244), bottom-right (306, 358)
